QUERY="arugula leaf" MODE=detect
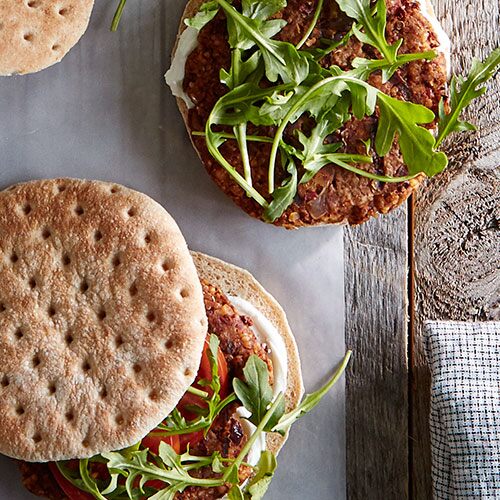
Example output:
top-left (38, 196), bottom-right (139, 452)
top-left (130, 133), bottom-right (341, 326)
top-left (258, 89), bottom-right (298, 122)
top-left (241, 0), bottom-right (287, 20)
top-left (245, 451), bottom-right (277, 499)
top-left (185, 1), bottom-right (220, 31)
top-left (78, 460), bottom-right (107, 500)
top-left (352, 49), bottom-right (436, 83)
top-left (205, 333), bottom-right (221, 394)
top-left (220, 49), bottom-right (265, 187)
top-left (217, 0), bottom-right (309, 84)
top-left (158, 334), bottom-right (237, 438)
top-left (376, 93), bottom-right (448, 176)
top-left (192, 130), bottom-right (274, 144)
top-left (264, 156), bottom-right (297, 222)
top-left (233, 355), bottom-right (274, 425)
top-left (296, 0), bottom-right (324, 49)
top-left (296, 123), bottom-right (342, 176)
top-left (220, 50), bottom-right (262, 90)
top-left (273, 351), bottom-right (352, 433)
top-left (102, 445), bottom-right (225, 495)
top-left (56, 462), bottom-right (106, 499)
top-left (206, 88), bottom-right (273, 207)
top-left (267, 73), bottom-right (375, 192)
top-left (436, 48), bottom-right (500, 147)
top-left (302, 152), bottom-right (374, 184)
top-left (335, 0), bottom-right (400, 63)
top-left (334, 0), bottom-right (435, 82)
top-left (323, 157), bottom-right (420, 183)
top-left (210, 82), bottom-right (292, 127)
top-left (233, 355), bottom-right (286, 431)
top-left (292, 94), bottom-right (352, 184)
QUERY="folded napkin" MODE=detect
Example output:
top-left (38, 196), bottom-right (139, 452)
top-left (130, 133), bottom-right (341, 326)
top-left (425, 321), bottom-right (500, 499)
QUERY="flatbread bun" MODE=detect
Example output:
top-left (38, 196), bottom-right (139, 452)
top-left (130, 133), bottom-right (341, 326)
top-left (0, 0), bottom-right (94, 76)
top-left (170, 0), bottom-right (451, 228)
top-left (192, 251), bottom-right (304, 455)
top-left (0, 179), bottom-right (207, 462)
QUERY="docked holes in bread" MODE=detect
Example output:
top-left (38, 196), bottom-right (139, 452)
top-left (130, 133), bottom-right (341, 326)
top-left (0, 179), bottom-right (207, 462)
top-left (0, 0), bottom-right (95, 75)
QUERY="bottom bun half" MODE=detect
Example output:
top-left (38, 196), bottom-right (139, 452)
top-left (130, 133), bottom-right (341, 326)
top-left (192, 251), bottom-right (304, 455)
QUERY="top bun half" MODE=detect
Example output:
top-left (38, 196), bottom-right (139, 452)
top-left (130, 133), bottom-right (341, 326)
top-left (0, 178), bottom-right (207, 462)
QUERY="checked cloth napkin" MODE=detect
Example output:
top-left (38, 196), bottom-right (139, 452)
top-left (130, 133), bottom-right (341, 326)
top-left (425, 321), bottom-right (500, 499)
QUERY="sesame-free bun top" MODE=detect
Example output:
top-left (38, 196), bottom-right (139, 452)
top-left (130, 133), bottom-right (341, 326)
top-left (0, 179), bottom-right (207, 462)
top-left (0, 0), bottom-right (94, 76)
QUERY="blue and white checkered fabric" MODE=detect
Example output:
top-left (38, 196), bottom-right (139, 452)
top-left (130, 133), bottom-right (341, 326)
top-left (425, 321), bottom-right (500, 499)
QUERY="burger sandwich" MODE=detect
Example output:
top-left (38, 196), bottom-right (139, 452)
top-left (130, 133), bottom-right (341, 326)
top-left (0, 178), bottom-right (349, 499)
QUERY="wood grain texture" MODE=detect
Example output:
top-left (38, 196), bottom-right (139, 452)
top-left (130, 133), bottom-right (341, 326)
top-left (412, 0), bottom-right (500, 497)
top-left (344, 209), bottom-right (409, 500)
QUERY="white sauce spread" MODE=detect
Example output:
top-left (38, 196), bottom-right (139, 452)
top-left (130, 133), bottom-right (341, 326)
top-left (414, 0), bottom-right (451, 75)
top-left (228, 295), bottom-right (288, 467)
top-left (164, 26), bottom-right (199, 108)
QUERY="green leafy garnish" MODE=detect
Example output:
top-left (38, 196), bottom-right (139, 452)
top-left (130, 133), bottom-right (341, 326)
top-left (296, 0), bottom-right (324, 50)
top-left (336, 0), bottom-right (399, 62)
top-left (335, 0), bottom-right (435, 82)
top-left (376, 93), bottom-right (448, 176)
top-left (103, 445), bottom-right (227, 498)
top-left (64, 349), bottom-right (351, 499)
top-left (263, 156), bottom-right (297, 222)
top-left (273, 351), bottom-right (352, 433)
top-left (436, 48), bottom-right (500, 147)
top-left (352, 49), bottom-right (436, 82)
top-left (217, 0), bottom-right (309, 85)
top-left (233, 356), bottom-right (286, 432)
top-left (185, 1), bottom-right (220, 30)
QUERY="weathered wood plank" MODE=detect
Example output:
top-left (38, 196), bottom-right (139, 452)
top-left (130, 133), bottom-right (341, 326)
top-left (412, 0), bottom-right (500, 496)
top-left (345, 208), bottom-right (409, 500)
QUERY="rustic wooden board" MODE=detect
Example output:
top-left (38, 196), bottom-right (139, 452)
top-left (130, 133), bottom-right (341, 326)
top-left (346, 1), bottom-right (499, 498)
top-left (344, 209), bottom-right (410, 500)
top-left (412, 0), bottom-right (500, 498)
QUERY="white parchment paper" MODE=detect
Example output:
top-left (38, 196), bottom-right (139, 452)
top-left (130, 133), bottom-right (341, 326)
top-left (0, 1), bottom-right (346, 498)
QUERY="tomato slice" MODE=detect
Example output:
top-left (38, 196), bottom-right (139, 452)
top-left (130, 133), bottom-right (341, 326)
top-left (141, 433), bottom-right (181, 455)
top-left (197, 338), bottom-right (229, 398)
top-left (48, 463), bottom-right (94, 500)
top-left (178, 430), bottom-right (204, 451)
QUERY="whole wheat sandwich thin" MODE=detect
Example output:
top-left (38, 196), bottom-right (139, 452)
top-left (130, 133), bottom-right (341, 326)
top-left (0, 178), bottom-right (348, 499)
top-left (0, 0), bottom-right (94, 75)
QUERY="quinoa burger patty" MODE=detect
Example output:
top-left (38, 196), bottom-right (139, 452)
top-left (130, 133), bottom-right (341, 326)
top-left (175, 0), bottom-right (450, 227)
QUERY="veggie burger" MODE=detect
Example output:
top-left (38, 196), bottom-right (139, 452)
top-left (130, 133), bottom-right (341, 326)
top-left (166, 0), bottom-right (499, 228)
top-left (0, 179), bottom-right (347, 499)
